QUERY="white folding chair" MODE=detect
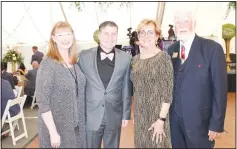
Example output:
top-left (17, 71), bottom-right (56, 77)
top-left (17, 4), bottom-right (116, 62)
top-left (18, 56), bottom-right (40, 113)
top-left (16, 86), bottom-right (23, 98)
top-left (13, 89), bottom-right (18, 97)
top-left (30, 92), bottom-right (37, 109)
top-left (11, 86), bottom-right (23, 130)
top-left (1, 95), bottom-right (28, 146)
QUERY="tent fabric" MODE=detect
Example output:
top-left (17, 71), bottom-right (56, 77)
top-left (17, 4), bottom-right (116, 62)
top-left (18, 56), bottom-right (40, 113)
top-left (2, 2), bottom-right (235, 69)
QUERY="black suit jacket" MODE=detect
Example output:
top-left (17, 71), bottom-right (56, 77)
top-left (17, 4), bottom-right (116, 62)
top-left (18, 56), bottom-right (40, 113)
top-left (31, 51), bottom-right (44, 64)
top-left (1, 79), bottom-right (20, 118)
top-left (2, 71), bottom-right (15, 89)
top-left (168, 34), bottom-right (228, 144)
top-left (25, 68), bottom-right (38, 96)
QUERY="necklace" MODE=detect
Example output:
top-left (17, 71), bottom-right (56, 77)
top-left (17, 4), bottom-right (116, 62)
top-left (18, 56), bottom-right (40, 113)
top-left (64, 62), bottom-right (78, 97)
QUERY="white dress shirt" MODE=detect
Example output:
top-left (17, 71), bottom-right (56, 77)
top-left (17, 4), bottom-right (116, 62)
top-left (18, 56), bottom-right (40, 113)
top-left (179, 34), bottom-right (195, 63)
top-left (100, 52), bottom-right (114, 61)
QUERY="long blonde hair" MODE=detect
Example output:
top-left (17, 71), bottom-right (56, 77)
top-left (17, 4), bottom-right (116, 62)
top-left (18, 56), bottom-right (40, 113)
top-left (47, 21), bottom-right (78, 64)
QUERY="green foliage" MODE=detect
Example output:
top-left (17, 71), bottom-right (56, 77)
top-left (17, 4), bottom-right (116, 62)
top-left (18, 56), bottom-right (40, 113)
top-left (93, 29), bottom-right (100, 44)
top-left (94, 2), bottom-right (131, 8)
top-left (74, 2), bottom-right (84, 11)
top-left (2, 48), bottom-right (24, 64)
top-left (222, 23), bottom-right (236, 40)
top-left (225, 2), bottom-right (236, 19)
top-left (73, 2), bottom-right (131, 11)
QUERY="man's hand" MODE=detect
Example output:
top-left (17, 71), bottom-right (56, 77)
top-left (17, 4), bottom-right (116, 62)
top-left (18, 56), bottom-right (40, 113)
top-left (122, 120), bottom-right (128, 127)
top-left (208, 130), bottom-right (221, 141)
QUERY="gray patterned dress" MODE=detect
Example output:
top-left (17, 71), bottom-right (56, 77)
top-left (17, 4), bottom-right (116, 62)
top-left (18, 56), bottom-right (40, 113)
top-left (131, 51), bottom-right (173, 148)
top-left (35, 57), bottom-right (87, 148)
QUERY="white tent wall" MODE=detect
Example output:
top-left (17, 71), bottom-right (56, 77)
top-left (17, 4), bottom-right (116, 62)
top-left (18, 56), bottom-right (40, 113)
top-left (2, 2), bottom-right (235, 68)
top-left (220, 6), bottom-right (236, 54)
top-left (161, 2), bottom-right (235, 54)
top-left (2, 2), bottom-right (158, 45)
top-left (2, 39), bottom-right (129, 70)
top-left (2, 44), bottom-right (47, 71)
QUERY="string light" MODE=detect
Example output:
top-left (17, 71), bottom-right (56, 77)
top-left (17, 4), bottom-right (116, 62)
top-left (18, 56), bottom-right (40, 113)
top-left (23, 2), bottom-right (48, 43)
top-left (3, 27), bottom-right (20, 43)
top-left (4, 3), bottom-right (32, 41)
top-left (94, 3), bottom-right (100, 27)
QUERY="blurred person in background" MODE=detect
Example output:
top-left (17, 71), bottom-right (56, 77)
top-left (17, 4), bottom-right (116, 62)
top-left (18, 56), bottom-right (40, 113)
top-left (24, 61), bottom-right (39, 106)
top-left (1, 62), bottom-right (15, 89)
top-left (31, 46), bottom-right (44, 64)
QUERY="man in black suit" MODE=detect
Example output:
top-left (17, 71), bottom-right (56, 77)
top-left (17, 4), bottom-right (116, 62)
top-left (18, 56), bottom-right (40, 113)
top-left (1, 62), bottom-right (15, 89)
top-left (168, 8), bottom-right (227, 148)
top-left (31, 46), bottom-right (44, 64)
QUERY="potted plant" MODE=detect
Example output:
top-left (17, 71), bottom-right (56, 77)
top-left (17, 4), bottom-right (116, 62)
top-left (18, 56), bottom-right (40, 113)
top-left (2, 47), bottom-right (24, 72)
top-left (93, 29), bottom-right (100, 44)
top-left (222, 23), bottom-right (236, 71)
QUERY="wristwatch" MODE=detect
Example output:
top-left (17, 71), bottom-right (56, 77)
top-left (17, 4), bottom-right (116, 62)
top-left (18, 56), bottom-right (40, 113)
top-left (158, 117), bottom-right (166, 122)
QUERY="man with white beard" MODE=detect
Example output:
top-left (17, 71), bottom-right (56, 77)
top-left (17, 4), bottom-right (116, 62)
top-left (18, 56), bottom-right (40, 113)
top-left (168, 7), bottom-right (227, 148)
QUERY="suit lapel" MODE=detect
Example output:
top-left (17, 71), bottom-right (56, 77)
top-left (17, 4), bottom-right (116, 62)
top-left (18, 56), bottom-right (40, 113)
top-left (92, 49), bottom-right (105, 90)
top-left (182, 34), bottom-right (200, 78)
top-left (106, 49), bottom-right (121, 91)
top-left (171, 42), bottom-right (182, 72)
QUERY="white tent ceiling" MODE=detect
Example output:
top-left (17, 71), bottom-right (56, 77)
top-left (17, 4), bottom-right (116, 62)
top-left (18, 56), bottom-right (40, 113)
top-left (1, 2), bottom-right (235, 69)
top-left (2, 2), bottom-right (159, 45)
top-left (2, 2), bottom-right (235, 45)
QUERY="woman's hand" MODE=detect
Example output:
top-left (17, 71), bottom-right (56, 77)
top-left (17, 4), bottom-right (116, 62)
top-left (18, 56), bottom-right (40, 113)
top-left (50, 132), bottom-right (61, 148)
top-left (148, 119), bottom-right (166, 144)
top-left (17, 69), bottom-right (25, 75)
top-left (24, 69), bottom-right (28, 74)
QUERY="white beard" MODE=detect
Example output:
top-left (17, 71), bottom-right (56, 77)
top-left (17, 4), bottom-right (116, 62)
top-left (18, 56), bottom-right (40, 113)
top-left (177, 32), bottom-right (193, 42)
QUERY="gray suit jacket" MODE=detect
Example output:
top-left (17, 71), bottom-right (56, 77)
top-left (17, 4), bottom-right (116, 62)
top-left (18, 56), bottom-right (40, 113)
top-left (31, 51), bottom-right (44, 64)
top-left (25, 68), bottom-right (38, 96)
top-left (78, 47), bottom-right (132, 131)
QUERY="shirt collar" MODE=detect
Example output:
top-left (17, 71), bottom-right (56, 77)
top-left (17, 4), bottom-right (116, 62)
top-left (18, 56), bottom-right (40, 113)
top-left (98, 46), bottom-right (115, 54)
top-left (180, 33), bottom-right (195, 50)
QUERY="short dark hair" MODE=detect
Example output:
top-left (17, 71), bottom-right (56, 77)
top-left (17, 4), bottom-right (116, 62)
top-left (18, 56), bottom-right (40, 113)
top-left (99, 21), bottom-right (118, 32)
top-left (18, 62), bottom-right (26, 71)
top-left (32, 46), bottom-right (38, 50)
top-left (1, 62), bottom-right (7, 70)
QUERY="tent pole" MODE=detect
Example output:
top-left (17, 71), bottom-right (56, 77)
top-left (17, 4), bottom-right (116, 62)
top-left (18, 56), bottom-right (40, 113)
top-left (59, 2), bottom-right (68, 22)
top-left (156, 2), bottom-right (166, 28)
top-left (156, 2), bottom-right (160, 24)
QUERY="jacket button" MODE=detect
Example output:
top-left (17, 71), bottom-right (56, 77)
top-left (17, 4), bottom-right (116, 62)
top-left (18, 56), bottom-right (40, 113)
top-left (104, 92), bottom-right (107, 95)
top-left (102, 104), bottom-right (104, 107)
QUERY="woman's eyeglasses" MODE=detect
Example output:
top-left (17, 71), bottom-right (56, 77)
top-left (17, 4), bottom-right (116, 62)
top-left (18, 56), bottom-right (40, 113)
top-left (54, 32), bottom-right (73, 38)
top-left (138, 30), bottom-right (155, 37)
